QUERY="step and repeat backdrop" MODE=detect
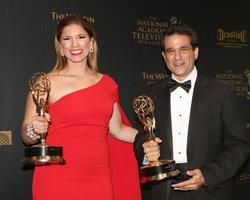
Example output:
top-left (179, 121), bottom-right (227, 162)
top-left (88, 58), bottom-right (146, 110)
top-left (0, 0), bottom-right (249, 199)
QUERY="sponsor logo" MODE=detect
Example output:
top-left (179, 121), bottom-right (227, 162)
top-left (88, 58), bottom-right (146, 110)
top-left (0, 130), bottom-right (12, 145)
top-left (217, 28), bottom-right (248, 48)
top-left (215, 69), bottom-right (249, 99)
top-left (142, 72), bottom-right (168, 85)
top-left (50, 11), bottom-right (94, 23)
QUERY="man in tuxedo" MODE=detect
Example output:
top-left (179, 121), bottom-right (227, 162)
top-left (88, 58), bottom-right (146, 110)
top-left (133, 22), bottom-right (249, 200)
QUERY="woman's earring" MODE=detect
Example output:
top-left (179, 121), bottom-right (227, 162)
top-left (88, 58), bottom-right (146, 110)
top-left (60, 48), bottom-right (64, 56)
top-left (89, 46), bottom-right (93, 53)
top-left (59, 44), bottom-right (64, 56)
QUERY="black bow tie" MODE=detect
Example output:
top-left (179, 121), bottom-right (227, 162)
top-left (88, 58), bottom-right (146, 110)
top-left (168, 79), bottom-right (191, 93)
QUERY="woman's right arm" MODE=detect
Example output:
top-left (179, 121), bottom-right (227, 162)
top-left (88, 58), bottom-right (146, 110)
top-left (20, 92), bottom-right (49, 145)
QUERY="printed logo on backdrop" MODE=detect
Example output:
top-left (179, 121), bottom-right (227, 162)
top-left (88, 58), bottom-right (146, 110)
top-left (244, 69), bottom-right (250, 99)
top-left (215, 69), bottom-right (250, 99)
top-left (132, 16), bottom-right (168, 45)
top-left (216, 69), bottom-right (250, 131)
top-left (134, 17), bottom-right (179, 84)
top-left (245, 69), bottom-right (250, 130)
top-left (235, 173), bottom-right (250, 183)
top-left (0, 130), bottom-right (12, 145)
top-left (219, 69), bottom-right (250, 184)
top-left (247, 123), bottom-right (250, 129)
top-left (217, 28), bottom-right (248, 48)
top-left (142, 72), bottom-right (168, 85)
top-left (50, 11), bottom-right (95, 23)
top-left (235, 164), bottom-right (250, 184)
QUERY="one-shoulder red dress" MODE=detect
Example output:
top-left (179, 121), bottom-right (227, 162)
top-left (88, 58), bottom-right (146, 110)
top-left (32, 74), bottom-right (141, 200)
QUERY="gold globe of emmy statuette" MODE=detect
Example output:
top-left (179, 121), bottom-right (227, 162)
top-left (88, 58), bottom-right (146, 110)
top-left (133, 95), bottom-right (180, 183)
top-left (23, 72), bottom-right (65, 165)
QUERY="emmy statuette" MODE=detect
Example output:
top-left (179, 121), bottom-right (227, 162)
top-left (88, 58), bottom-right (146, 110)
top-left (23, 72), bottom-right (65, 165)
top-left (133, 95), bottom-right (180, 183)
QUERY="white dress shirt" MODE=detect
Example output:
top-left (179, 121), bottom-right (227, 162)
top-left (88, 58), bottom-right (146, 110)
top-left (170, 67), bottom-right (197, 163)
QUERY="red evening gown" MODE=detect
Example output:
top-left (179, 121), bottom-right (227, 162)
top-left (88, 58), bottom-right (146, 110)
top-left (32, 74), bottom-right (141, 200)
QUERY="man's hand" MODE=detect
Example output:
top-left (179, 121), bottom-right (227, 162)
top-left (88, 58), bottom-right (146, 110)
top-left (172, 169), bottom-right (205, 191)
top-left (142, 138), bottom-right (162, 162)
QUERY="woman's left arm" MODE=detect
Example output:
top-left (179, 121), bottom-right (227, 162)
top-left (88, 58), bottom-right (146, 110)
top-left (109, 102), bottom-right (138, 143)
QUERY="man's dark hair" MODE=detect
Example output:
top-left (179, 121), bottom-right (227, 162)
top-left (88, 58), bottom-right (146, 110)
top-left (161, 23), bottom-right (198, 51)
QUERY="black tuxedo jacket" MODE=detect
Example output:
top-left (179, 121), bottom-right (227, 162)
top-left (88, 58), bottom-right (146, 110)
top-left (134, 75), bottom-right (249, 200)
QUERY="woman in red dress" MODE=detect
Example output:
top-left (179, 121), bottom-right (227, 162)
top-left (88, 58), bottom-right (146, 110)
top-left (21, 15), bottom-right (141, 200)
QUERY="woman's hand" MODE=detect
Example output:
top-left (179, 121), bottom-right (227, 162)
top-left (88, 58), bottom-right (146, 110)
top-left (31, 113), bottom-right (50, 136)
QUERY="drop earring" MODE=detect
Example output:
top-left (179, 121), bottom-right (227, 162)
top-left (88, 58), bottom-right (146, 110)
top-left (60, 48), bottom-right (64, 56)
top-left (89, 46), bottom-right (93, 53)
top-left (59, 44), bottom-right (64, 56)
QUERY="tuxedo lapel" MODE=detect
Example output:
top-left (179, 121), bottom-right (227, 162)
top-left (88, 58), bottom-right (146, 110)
top-left (187, 76), bottom-right (208, 157)
top-left (155, 78), bottom-right (173, 159)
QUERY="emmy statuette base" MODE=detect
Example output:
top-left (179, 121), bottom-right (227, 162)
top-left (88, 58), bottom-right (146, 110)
top-left (23, 144), bottom-right (65, 165)
top-left (140, 159), bottom-right (180, 184)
